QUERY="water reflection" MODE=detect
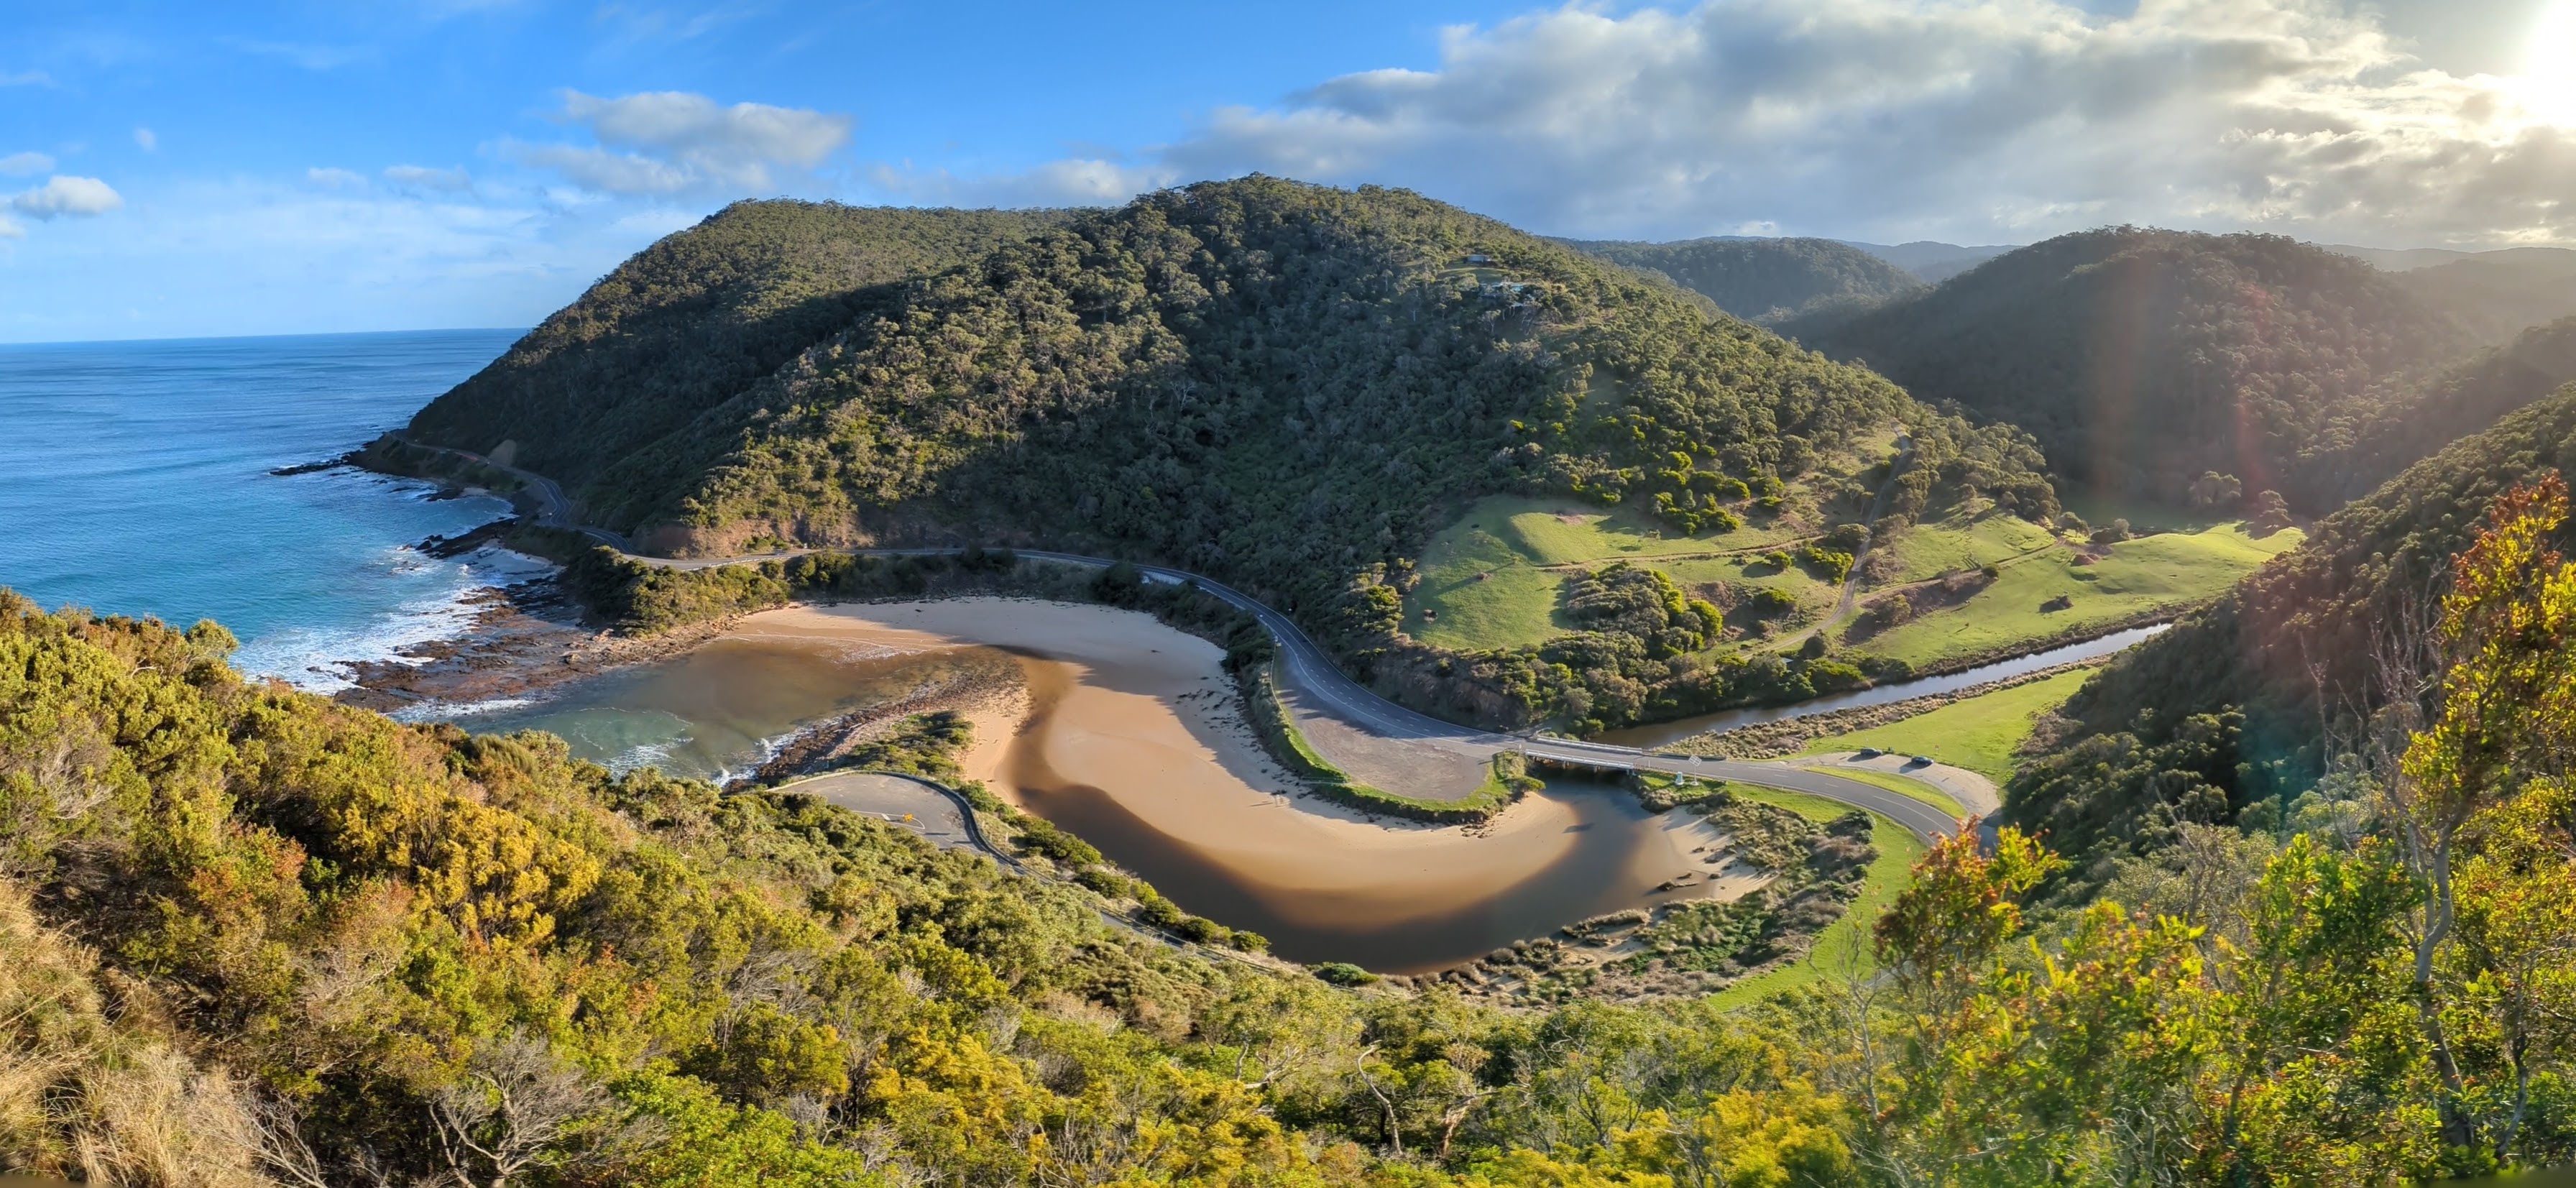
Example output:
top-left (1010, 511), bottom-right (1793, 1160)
top-left (441, 635), bottom-right (1719, 972)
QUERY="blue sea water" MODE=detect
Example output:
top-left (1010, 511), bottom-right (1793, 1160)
top-left (0, 329), bottom-right (543, 689)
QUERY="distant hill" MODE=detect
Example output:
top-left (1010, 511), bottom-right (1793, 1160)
top-left (1790, 227), bottom-right (2477, 507)
top-left (1558, 235), bottom-right (1924, 326)
top-left (1839, 240), bottom-right (2017, 283)
top-left (2392, 247), bottom-right (2576, 344)
top-left (2005, 382), bottom-right (2576, 866)
top-left (405, 200), bottom-right (1071, 492)
top-left (2315, 243), bottom-right (2481, 271)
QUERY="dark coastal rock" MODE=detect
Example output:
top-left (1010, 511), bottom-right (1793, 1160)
top-left (416, 516), bottom-right (521, 558)
top-left (268, 452), bottom-right (357, 476)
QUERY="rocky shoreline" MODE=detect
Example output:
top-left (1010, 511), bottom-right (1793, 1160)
top-left (331, 531), bottom-right (735, 715)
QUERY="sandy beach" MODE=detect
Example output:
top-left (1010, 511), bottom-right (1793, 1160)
top-left (725, 599), bottom-right (1744, 939)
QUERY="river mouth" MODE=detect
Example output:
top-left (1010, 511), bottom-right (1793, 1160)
top-left (439, 635), bottom-right (1022, 782)
top-left (434, 599), bottom-right (1735, 973)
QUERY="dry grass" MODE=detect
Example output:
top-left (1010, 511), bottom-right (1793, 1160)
top-left (0, 878), bottom-right (272, 1187)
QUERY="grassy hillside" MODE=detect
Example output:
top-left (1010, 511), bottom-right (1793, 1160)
top-left (1792, 227), bottom-right (2477, 509)
top-left (402, 200), bottom-right (1069, 508)
top-left (2005, 382), bottom-right (2576, 866)
top-left (1794, 666), bottom-right (2094, 783)
top-left (1560, 235), bottom-right (1925, 326)
top-left (1844, 517), bottom-right (2301, 671)
top-left (402, 178), bottom-right (2062, 732)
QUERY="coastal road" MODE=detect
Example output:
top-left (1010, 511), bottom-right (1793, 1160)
top-left (390, 438), bottom-right (1990, 844)
top-left (395, 439), bottom-right (635, 551)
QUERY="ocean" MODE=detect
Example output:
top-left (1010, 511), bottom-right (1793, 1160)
top-left (0, 329), bottom-right (540, 690)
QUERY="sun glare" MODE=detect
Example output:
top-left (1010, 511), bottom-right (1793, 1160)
top-left (2529, 0), bottom-right (2576, 123)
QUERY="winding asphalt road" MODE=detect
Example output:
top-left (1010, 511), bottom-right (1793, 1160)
top-left (400, 438), bottom-right (1981, 845)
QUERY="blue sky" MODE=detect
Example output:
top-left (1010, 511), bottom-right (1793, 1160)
top-left (4, 0), bottom-right (2574, 342)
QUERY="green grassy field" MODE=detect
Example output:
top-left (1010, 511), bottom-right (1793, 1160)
top-left (1854, 522), bottom-right (2301, 668)
top-left (1806, 766), bottom-right (1964, 818)
top-left (1703, 788), bottom-right (1926, 1008)
top-left (1793, 668), bottom-right (2094, 783)
top-left (1406, 494), bottom-right (1823, 648)
top-left (1884, 510), bottom-right (2064, 583)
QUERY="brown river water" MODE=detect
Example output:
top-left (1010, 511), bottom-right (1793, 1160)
top-left (442, 599), bottom-right (1735, 972)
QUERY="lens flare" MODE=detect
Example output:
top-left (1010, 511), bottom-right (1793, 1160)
top-left (2529, 0), bottom-right (2576, 124)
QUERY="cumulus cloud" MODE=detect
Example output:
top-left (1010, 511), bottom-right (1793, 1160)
top-left (384, 164), bottom-right (472, 191)
top-left (0, 216), bottom-right (22, 239)
top-left (12, 175), bottom-right (123, 219)
top-left (881, 0), bottom-right (2576, 246)
top-left (517, 90), bottom-right (850, 195)
top-left (0, 152), bottom-right (54, 176)
top-left (306, 167), bottom-right (367, 189)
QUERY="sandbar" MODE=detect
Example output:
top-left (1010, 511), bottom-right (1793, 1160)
top-left (726, 599), bottom-right (1740, 939)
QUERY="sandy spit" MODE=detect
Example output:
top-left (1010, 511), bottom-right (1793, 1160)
top-left (724, 599), bottom-right (1739, 929)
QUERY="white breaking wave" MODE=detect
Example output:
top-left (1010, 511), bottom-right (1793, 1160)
top-left (233, 543), bottom-right (556, 694)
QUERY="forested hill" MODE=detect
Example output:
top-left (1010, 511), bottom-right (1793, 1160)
top-left (1788, 227), bottom-right (2478, 509)
top-left (1557, 235), bottom-right (1925, 326)
top-left (404, 201), bottom-right (1068, 489)
top-left (2005, 381), bottom-right (2576, 870)
top-left (2286, 316), bottom-right (2576, 508)
top-left (398, 178), bottom-right (2055, 649)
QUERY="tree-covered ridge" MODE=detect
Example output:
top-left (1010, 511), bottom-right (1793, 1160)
top-left (405, 200), bottom-right (1067, 508)
top-left (1556, 236), bottom-right (1926, 326)
top-left (2287, 316), bottom-right (2576, 509)
top-left (1792, 226), bottom-right (2478, 507)
top-left (2005, 382), bottom-right (2576, 870)
top-left (482, 178), bottom-right (2053, 651)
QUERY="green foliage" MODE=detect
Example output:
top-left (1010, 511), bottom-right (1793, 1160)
top-left (0, 589), bottom-right (1344, 1185)
top-left (1798, 227), bottom-right (2475, 505)
top-left (404, 200), bottom-right (1069, 515)
top-left (1793, 545), bottom-right (1852, 583)
top-left (404, 179), bottom-right (2055, 735)
top-left (14, 570), bottom-right (2576, 1182)
top-left (822, 709), bottom-right (972, 780)
top-left (2015, 384), bottom-right (2576, 860)
top-left (1560, 234), bottom-right (1926, 326)
top-left (2287, 316), bottom-right (2576, 509)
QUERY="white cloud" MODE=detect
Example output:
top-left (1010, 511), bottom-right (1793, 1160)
top-left (880, 0), bottom-right (2576, 246)
top-left (134, 127), bottom-right (156, 151)
top-left (384, 164), bottom-right (473, 191)
top-left (306, 167), bottom-right (367, 189)
top-left (0, 70), bottom-right (51, 87)
top-left (0, 152), bottom-right (55, 176)
top-left (517, 89), bottom-right (851, 195)
top-left (12, 175), bottom-right (123, 219)
top-left (0, 216), bottom-right (22, 239)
